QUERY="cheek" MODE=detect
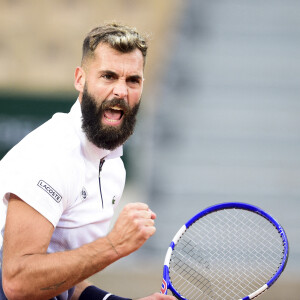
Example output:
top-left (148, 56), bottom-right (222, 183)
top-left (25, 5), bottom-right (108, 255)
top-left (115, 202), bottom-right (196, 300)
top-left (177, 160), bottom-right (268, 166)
top-left (92, 85), bottom-right (112, 101)
top-left (129, 89), bottom-right (142, 106)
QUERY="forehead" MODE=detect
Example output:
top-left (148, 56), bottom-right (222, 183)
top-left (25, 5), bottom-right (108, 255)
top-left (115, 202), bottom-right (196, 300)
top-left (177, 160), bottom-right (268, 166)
top-left (88, 43), bottom-right (144, 75)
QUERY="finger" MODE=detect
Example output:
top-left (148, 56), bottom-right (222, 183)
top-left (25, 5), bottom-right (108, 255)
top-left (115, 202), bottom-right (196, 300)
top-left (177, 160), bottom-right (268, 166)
top-left (143, 225), bottom-right (156, 237)
top-left (124, 203), bottom-right (157, 219)
top-left (138, 293), bottom-right (176, 300)
top-left (140, 218), bottom-right (155, 227)
top-left (138, 207), bottom-right (156, 220)
top-left (126, 202), bottom-right (149, 211)
top-left (136, 209), bottom-right (153, 219)
top-left (164, 296), bottom-right (176, 300)
top-left (149, 209), bottom-right (156, 220)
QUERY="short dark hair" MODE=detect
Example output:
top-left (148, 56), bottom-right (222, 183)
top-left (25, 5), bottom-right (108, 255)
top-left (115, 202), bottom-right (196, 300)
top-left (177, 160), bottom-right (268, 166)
top-left (82, 23), bottom-right (148, 66)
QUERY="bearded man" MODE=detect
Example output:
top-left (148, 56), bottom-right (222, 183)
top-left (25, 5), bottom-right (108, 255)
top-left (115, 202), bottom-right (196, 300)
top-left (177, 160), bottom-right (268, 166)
top-left (0, 23), bottom-right (175, 300)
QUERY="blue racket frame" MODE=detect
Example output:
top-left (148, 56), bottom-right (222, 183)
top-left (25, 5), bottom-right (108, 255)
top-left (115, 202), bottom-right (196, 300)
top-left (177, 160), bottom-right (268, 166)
top-left (160, 202), bottom-right (289, 300)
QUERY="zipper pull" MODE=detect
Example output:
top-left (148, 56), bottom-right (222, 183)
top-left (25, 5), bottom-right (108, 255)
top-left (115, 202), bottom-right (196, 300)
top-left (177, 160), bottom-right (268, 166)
top-left (99, 158), bottom-right (105, 174)
top-left (99, 158), bottom-right (105, 209)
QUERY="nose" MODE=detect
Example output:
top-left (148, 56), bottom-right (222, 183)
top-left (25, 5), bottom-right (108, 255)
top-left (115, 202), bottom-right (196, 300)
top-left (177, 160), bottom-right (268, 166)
top-left (113, 79), bottom-right (128, 100)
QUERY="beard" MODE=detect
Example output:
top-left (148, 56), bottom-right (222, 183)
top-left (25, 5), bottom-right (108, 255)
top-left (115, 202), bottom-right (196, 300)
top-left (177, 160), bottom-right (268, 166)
top-left (81, 86), bottom-right (140, 150)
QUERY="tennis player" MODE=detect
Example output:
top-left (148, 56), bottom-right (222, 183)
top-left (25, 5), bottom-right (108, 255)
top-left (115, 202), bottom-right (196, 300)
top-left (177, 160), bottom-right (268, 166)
top-left (0, 23), bottom-right (175, 300)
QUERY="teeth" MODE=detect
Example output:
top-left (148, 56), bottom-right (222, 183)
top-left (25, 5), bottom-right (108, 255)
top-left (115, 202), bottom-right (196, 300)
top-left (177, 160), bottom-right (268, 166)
top-left (110, 106), bottom-right (122, 110)
top-left (104, 116), bottom-right (119, 123)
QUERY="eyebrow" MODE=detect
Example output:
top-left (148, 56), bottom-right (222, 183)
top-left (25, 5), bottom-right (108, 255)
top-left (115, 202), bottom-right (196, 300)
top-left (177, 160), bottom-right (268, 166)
top-left (99, 70), bottom-right (118, 77)
top-left (99, 70), bottom-right (143, 81)
top-left (127, 74), bottom-right (143, 82)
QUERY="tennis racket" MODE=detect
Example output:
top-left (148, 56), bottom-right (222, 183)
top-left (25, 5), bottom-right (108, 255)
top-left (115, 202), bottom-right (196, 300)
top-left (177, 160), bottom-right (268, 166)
top-left (160, 202), bottom-right (289, 300)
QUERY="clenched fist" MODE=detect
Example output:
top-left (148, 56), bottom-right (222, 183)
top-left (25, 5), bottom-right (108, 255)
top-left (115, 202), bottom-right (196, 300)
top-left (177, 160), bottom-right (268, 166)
top-left (106, 203), bottom-right (157, 258)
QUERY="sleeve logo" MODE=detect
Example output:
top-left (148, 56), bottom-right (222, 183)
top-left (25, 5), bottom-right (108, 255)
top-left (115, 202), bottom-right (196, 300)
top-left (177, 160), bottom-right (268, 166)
top-left (80, 186), bottom-right (88, 201)
top-left (37, 180), bottom-right (62, 203)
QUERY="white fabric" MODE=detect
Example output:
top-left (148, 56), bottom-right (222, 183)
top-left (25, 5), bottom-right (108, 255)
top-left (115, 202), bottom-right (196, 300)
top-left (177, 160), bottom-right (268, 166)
top-left (0, 100), bottom-right (126, 254)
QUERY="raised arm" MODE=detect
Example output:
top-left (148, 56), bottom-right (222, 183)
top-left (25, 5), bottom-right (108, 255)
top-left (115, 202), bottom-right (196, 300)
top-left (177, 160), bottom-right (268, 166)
top-left (2, 194), bottom-right (156, 300)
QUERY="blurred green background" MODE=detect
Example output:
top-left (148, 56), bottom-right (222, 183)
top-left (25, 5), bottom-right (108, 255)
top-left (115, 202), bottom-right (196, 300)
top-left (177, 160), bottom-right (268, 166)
top-left (0, 0), bottom-right (181, 176)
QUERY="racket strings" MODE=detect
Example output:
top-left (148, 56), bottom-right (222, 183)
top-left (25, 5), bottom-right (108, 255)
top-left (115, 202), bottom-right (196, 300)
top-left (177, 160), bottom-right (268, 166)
top-left (171, 252), bottom-right (216, 299)
top-left (169, 209), bottom-right (285, 300)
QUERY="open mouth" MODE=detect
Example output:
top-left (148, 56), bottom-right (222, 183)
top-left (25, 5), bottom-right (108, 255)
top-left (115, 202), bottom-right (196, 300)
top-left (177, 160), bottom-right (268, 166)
top-left (103, 106), bottom-right (124, 124)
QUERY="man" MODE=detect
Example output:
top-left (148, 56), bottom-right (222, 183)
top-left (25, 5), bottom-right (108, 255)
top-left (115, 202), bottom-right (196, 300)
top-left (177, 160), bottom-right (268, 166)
top-left (0, 23), bottom-right (175, 300)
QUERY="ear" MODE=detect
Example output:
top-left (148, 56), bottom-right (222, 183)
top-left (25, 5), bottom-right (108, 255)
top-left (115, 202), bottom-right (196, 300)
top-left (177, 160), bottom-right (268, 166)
top-left (74, 66), bottom-right (85, 94)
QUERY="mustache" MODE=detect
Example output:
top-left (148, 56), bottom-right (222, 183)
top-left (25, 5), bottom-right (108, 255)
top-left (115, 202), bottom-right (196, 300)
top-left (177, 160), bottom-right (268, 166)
top-left (100, 98), bottom-right (130, 115)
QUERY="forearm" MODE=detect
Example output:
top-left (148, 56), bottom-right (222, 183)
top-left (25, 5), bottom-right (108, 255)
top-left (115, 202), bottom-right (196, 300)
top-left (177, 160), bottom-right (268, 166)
top-left (3, 237), bottom-right (119, 300)
top-left (3, 199), bottom-right (156, 300)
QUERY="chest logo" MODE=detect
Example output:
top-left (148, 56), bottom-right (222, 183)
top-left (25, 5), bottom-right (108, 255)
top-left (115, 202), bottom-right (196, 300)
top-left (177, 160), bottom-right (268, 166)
top-left (81, 187), bottom-right (88, 201)
top-left (37, 180), bottom-right (62, 203)
top-left (112, 196), bottom-right (116, 205)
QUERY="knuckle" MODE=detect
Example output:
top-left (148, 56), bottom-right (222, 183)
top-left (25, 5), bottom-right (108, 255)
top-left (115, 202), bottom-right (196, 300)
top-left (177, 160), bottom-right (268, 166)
top-left (124, 203), bottom-right (134, 210)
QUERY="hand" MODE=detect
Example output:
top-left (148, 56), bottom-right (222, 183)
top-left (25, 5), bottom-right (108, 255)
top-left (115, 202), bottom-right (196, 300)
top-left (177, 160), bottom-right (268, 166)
top-left (107, 202), bottom-right (156, 257)
top-left (138, 293), bottom-right (177, 300)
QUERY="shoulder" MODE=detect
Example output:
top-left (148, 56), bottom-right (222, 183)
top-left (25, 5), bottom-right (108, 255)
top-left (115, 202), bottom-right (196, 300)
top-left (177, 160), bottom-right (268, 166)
top-left (0, 111), bottom-right (85, 218)
top-left (3, 109), bottom-right (82, 165)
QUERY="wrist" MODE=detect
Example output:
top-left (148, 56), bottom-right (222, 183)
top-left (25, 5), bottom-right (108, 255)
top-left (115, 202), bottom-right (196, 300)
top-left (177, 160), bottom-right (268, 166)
top-left (79, 285), bottom-right (132, 300)
top-left (106, 235), bottom-right (119, 257)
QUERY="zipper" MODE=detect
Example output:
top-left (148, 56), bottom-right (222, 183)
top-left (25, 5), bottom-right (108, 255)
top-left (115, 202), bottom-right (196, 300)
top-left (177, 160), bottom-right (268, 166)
top-left (98, 158), bottom-right (105, 208)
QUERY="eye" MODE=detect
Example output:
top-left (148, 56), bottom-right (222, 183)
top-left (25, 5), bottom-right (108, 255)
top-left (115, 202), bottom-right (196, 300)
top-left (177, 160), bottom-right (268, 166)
top-left (101, 74), bottom-right (115, 80)
top-left (127, 76), bottom-right (142, 86)
top-left (100, 71), bottom-right (118, 81)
